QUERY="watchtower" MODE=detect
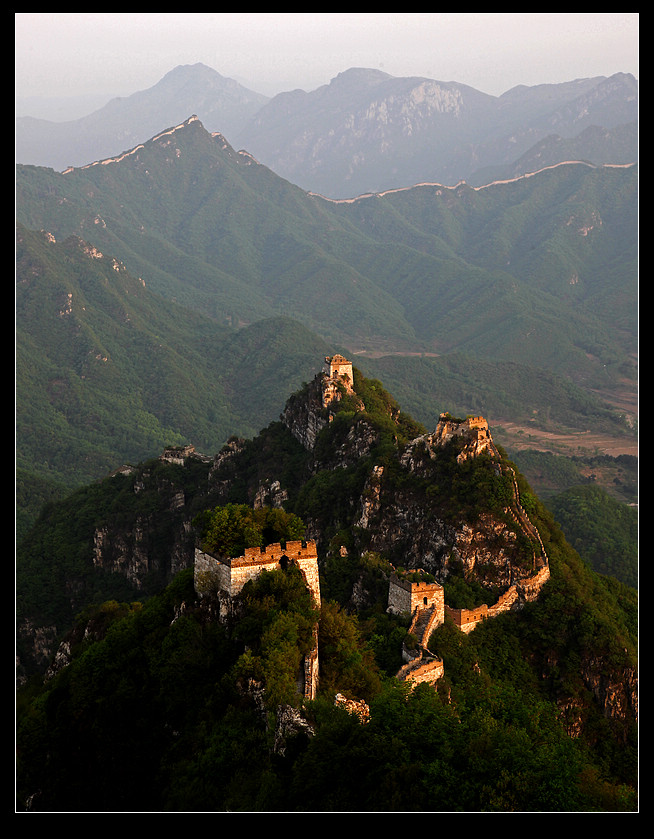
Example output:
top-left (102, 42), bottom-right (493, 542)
top-left (387, 573), bottom-right (444, 622)
top-left (324, 355), bottom-right (354, 389)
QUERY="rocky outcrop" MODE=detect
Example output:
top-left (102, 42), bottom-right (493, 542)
top-left (273, 704), bottom-right (316, 755)
top-left (16, 620), bottom-right (59, 686)
top-left (281, 366), bottom-right (373, 470)
top-left (402, 413), bottom-right (499, 469)
top-left (281, 377), bottom-right (330, 451)
top-left (582, 657), bottom-right (638, 727)
top-left (334, 693), bottom-right (370, 723)
top-left (361, 484), bottom-right (456, 575)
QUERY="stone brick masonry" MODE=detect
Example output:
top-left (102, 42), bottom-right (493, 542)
top-left (194, 540), bottom-right (321, 606)
top-left (194, 540), bottom-right (321, 700)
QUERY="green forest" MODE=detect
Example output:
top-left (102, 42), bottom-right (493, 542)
top-left (15, 126), bottom-right (638, 811)
top-left (16, 370), bottom-right (638, 811)
top-left (16, 536), bottom-right (637, 811)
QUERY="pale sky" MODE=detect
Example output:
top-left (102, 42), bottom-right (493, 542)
top-left (15, 12), bottom-right (639, 106)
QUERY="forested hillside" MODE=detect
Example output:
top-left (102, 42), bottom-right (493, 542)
top-left (16, 368), bottom-right (637, 811)
top-left (16, 117), bottom-right (637, 533)
top-left (16, 117), bottom-right (637, 379)
top-left (15, 58), bottom-right (638, 816)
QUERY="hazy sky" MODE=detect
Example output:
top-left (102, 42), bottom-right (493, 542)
top-left (16, 12), bottom-right (639, 105)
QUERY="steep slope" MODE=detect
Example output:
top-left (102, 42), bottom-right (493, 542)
top-left (16, 361), bottom-right (637, 811)
top-left (15, 223), bottom-right (332, 532)
top-left (15, 63), bottom-right (269, 171)
top-left (16, 117), bottom-right (415, 347)
top-left (329, 161), bottom-right (638, 362)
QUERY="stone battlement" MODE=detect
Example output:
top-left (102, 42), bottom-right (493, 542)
top-left (445, 564), bottom-right (550, 633)
top-left (237, 540), bottom-right (319, 567)
top-left (194, 540), bottom-right (321, 607)
top-left (194, 538), bottom-right (321, 700)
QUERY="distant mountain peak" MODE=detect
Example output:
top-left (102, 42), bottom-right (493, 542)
top-left (155, 62), bottom-right (235, 89)
top-left (329, 67), bottom-right (394, 87)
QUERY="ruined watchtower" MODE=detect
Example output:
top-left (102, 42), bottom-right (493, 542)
top-left (322, 354), bottom-right (355, 408)
top-left (193, 540), bottom-right (321, 700)
top-left (324, 354), bottom-right (354, 388)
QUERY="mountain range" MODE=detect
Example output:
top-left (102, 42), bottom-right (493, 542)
top-left (15, 63), bottom-right (638, 812)
top-left (16, 107), bottom-right (637, 530)
top-left (16, 63), bottom-right (637, 198)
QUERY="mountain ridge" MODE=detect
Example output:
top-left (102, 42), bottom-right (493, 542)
top-left (16, 114), bottom-right (637, 520)
top-left (16, 63), bottom-right (637, 198)
top-left (62, 111), bottom-right (635, 200)
top-left (235, 69), bottom-right (637, 197)
top-left (17, 115), bottom-right (637, 363)
top-left (15, 63), bottom-right (269, 172)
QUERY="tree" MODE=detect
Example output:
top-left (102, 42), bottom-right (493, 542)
top-left (194, 504), bottom-right (306, 557)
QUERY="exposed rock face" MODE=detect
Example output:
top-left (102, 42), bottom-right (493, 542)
top-left (355, 465), bottom-right (385, 529)
top-left (273, 704), bottom-right (316, 755)
top-left (92, 509), bottom-right (196, 591)
top-left (582, 658), bottom-right (638, 726)
top-left (281, 377), bottom-right (329, 451)
top-left (16, 620), bottom-right (59, 686)
top-left (317, 417), bottom-right (379, 471)
top-left (402, 413), bottom-right (499, 467)
top-left (553, 656), bottom-right (638, 737)
top-left (358, 482), bottom-right (528, 588)
top-left (452, 514), bottom-right (524, 587)
top-left (360, 483), bottom-right (456, 575)
top-left (334, 693), bottom-right (370, 723)
top-left (254, 479), bottom-right (288, 509)
top-left (281, 364), bottom-right (370, 470)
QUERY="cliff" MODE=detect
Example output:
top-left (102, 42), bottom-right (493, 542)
top-left (16, 359), bottom-right (636, 791)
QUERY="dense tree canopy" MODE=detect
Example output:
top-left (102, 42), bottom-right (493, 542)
top-left (194, 504), bottom-right (306, 557)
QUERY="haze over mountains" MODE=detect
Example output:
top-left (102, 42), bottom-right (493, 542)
top-left (15, 60), bottom-right (638, 533)
top-left (16, 113), bottom-right (637, 503)
top-left (15, 49), bottom-right (640, 812)
top-left (16, 62), bottom-right (637, 198)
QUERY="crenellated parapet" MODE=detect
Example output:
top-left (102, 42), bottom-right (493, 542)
top-left (194, 539), bottom-right (320, 606)
top-left (445, 563), bottom-right (550, 633)
top-left (194, 539), bottom-right (321, 700)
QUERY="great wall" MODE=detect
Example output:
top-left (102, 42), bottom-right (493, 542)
top-left (193, 354), bottom-right (550, 700)
top-left (195, 539), bottom-right (321, 701)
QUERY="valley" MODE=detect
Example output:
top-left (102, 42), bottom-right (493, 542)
top-left (15, 56), bottom-right (638, 813)
top-left (493, 421), bottom-right (637, 458)
top-left (353, 348), bottom-right (636, 455)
